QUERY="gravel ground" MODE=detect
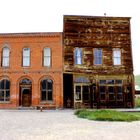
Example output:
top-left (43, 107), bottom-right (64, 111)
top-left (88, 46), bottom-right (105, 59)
top-left (0, 109), bottom-right (140, 140)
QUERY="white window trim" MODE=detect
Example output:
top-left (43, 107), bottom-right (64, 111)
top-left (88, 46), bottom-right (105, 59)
top-left (22, 48), bottom-right (30, 67)
top-left (2, 47), bottom-right (10, 67)
top-left (43, 48), bottom-right (51, 67)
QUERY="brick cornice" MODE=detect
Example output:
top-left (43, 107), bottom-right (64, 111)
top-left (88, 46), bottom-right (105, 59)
top-left (0, 32), bottom-right (62, 38)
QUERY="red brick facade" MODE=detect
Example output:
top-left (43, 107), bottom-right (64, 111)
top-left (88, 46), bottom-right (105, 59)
top-left (0, 33), bottom-right (63, 109)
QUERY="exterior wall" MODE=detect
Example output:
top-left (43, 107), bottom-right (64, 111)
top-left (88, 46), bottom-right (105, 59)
top-left (0, 33), bottom-right (63, 109)
top-left (63, 15), bottom-right (133, 74)
top-left (63, 15), bottom-right (134, 108)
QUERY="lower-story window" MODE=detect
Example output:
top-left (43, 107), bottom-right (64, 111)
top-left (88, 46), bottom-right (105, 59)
top-left (0, 79), bottom-right (10, 102)
top-left (40, 78), bottom-right (53, 102)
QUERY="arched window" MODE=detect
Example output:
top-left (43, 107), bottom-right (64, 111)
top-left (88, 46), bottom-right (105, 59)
top-left (23, 48), bottom-right (30, 66)
top-left (0, 79), bottom-right (10, 101)
top-left (2, 47), bottom-right (10, 67)
top-left (40, 79), bottom-right (53, 101)
top-left (43, 48), bottom-right (51, 67)
top-left (74, 48), bottom-right (82, 65)
top-left (20, 78), bottom-right (32, 85)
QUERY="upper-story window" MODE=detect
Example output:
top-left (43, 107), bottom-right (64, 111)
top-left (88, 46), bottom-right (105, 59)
top-left (43, 48), bottom-right (51, 67)
top-left (94, 48), bottom-right (102, 65)
top-left (74, 48), bottom-right (82, 65)
top-left (23, 48), bottom-right (30, 67)
top-left (2, 47), bottom-right (10, 67)
top-left (113, 48), bottom-right (121, 65)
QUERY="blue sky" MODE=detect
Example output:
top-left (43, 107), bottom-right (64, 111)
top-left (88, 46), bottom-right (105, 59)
top-left (0, 0), bottom-right (139, 75)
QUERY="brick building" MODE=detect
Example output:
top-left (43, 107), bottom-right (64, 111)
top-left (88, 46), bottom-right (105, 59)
top-left (0, 33), bottom-right (63, 109)
top-left (0, 15), bottom-right (135, 109)
top-left (63, 15), bottom-right (135, 108)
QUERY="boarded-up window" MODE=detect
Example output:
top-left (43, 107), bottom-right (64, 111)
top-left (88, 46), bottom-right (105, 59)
top-left (113, 49), bottom-right (121, 65)
top-left (74, 48), bottom-right (82, 65)
top-left (94, 48), bottom-right (102, 65)
top-left (44, 48), bottom-right (51, 67)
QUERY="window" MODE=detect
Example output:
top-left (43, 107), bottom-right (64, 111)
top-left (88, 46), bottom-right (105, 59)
top-left (23, 48), bottom-right (30, 66)
top-left (41, 79), bottom-right (53, 101)
top-left (113, 49), bottom-right (121, 65)
top-left (43, 48), bottom-right (51, 67)
top-left (75, 86), bottom-right (82, 101)
top-left (2, 47), bottom-right (10, 67)
top-left (74, 48), bottom-right (82, 65)
top-left (0, 79), bottom-right (10, 102)
top-left (94, 48), bottom-right (102, 65)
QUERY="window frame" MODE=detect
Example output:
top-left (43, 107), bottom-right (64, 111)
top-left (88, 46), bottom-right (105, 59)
top-left (2, 47), bottom-right (10, 67)
top-left (43, 47), bottom-right (51, 67)
top-left (113, 48), bottom-right (121, 65)
top-left (74, 47), bottom-right (83, 65)
top-left (93, 48), bottom-right (102, 65)
top-left (0, 79), bottom-right (10, 102)
top-left (40, 79), bottom-right (53, 102)
top-left (22, 48), bottom-right (30, 67)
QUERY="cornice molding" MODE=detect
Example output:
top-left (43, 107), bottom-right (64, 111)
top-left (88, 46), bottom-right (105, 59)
top-left (0, 32), bottom-right (62, 38)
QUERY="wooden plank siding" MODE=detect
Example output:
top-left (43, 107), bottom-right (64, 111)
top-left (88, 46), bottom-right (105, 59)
top-left (63, 16), bottom-right (133, 74)
top-left (63, 15), bottom-right (134, 108)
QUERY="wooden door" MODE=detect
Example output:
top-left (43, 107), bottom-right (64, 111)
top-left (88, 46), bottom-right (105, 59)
top-left (22, 88), bottom-right (31, 107)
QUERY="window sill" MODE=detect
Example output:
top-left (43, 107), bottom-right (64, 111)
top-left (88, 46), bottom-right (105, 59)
top-left (40, 101), bottom-right (53, 104)
top-left (1, 67), bottom-right (10, 69)
top-left (0, 101), bottom-right (11, 104)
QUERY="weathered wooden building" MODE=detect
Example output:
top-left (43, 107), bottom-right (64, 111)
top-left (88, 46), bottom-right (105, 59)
top-left (63, 15), bottom-right (134, 108)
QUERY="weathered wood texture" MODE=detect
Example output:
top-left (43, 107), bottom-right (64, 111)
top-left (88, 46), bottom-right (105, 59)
top-left (63, 15), bottom-right (133, 74)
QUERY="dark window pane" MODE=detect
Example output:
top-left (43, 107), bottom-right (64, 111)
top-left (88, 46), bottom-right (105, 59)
top-left (6, 91), bottom-right (10, 101)
top-left (116, 80), bottom-right (122, 84)
top-left (48, 91), bottom-right (52, 101)
top-left (100, 94), bottom-right (106, 100)
top-left (0, 91), bottom-right (4, 101)
top-left (117, 86), bottom-right (122, 94)
top-left (5, 80), bottom-right (10, 89)
top-left (109, 94), bottom-right (115, 100)
top-left (108, 86), bottom-right (114, 93)
top-left (100, 80), bottom-right (106, 84)
top-left (1, 80), bottom-right (4, 89)
top-left (48, 80), bottom-right (52, 90)
top-left (117, 94), bottom-right (123, 100)
top-left (99, 86), bottom-right (105, 93)
top-left (41, 80), bottom-right (46, 90)
top-left (41, 91), bottom-right (46, 101)
top-left (82, 86), bottom-right (89, 93)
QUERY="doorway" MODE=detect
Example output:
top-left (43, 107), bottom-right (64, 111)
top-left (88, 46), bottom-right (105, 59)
top-left (21, 87), bottom-right (31, 107)
top-left (19, 78), bottom-right (32, 107)
top-left (63, 74), bottom-right (73, 108)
